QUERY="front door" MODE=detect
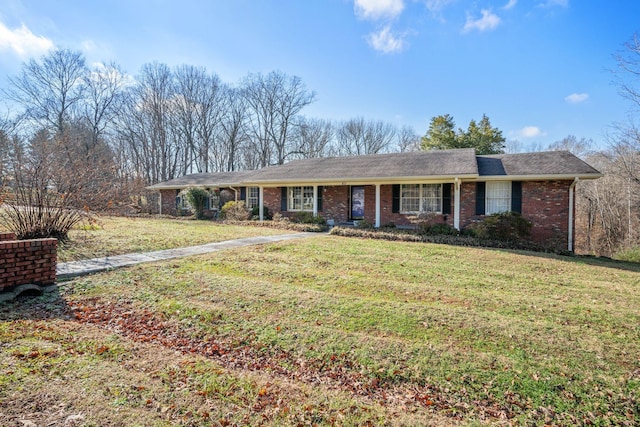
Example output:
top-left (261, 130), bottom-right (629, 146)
top-left (351, 186), bottom-right (365, 220)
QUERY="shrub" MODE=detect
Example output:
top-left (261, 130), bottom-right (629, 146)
top-left (219, 200), bottom-right (250, 221)
top-left (466, 212), bottom-right (532, 242)
top-left (419, 222), bottom-right (459, 236)
top-left (184, 187), bottom-right (210, 220)
top-left (272, 212), bottom-right (289, 222)
top-left (355, 220), bottom-right (374, 229)
top-left (251, 205), bottom-right (271, 220)
top-left (292, 211), bottom-right (326, 225)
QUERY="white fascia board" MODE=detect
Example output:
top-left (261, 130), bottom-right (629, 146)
top-left (472, 173), bottom-right (603, 181)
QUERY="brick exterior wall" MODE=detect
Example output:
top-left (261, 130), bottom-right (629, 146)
top-left (458, 180), bottom-right (573, 249)
top-left (160, 189), bottom-right (178, 216)
top-left (0, 237), bottom-right (57, 292)
top-left (158, 179), bottom-right (575, 250)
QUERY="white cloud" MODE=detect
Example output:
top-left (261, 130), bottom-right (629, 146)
top-left (463, 9), bottom-right (501, 33)
top-left (514, 126), bottom-right (545, 139)
top-left (355, 0), bottom-right (404, 21)
top-left (565, 93), bottom-right (589, 104)
top-left (424, 0), bottom-right (455, 12)
top-left (367, 25), bottom-right (406, 54)
top-left (503, 0), bottom-right (517, 10)
top-left (0, 21), bottom-right (53, 58)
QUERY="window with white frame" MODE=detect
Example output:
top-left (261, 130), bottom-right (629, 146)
top-left (400, 184), bottom-right (442, 213)
top-left (289, 186), bottom-right (314, 211)
top-left (209, 192), bottom-right (220, 210)
top-left (485, 181), bottom-right (511, 214)
top-left (246, 187), bottom-right (259, 209)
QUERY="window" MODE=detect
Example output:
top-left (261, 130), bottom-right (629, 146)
top-left (209, 192), bottom-right (220, 211)
top-left (486, 181), bottom-right (511, 214)
top-left (176, 190), bottom-right (190, 211)
top-left (400, 184), bottom-right (442, 214)
top-left (289, 186), bottom-right (314, 211)
top-left (246, 187), bottom-right (259, 209)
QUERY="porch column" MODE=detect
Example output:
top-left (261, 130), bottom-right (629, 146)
top-left (375, 184), bottom-right (381, 228)
top-left (313, 185), bottom-right (318, 217)
top-left (454, 178), bottom-right (461, 230)
top-left (259, 186), bottom-right (264, 221)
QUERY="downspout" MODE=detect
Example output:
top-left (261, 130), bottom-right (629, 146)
top-left (259, 186), bottom-right (264, 222)
top-left (568, 177), bottom-right (579, 252)
top-left (158, 191), bottom-right (162, 215)
top-left (454, 177), bottom-right (461, 230)
top-left (229, 186), bottom-right (239, 203)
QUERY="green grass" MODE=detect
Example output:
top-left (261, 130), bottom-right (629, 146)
top-left (56, 215), bottom-right (291, 262)
top-left (615, 246), bottom-right (640, 263)
top-left (1, 222), bottom-right (639, 426)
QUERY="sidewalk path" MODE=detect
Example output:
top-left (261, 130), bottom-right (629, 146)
top-left (57, 232), bottom-right (320, 279)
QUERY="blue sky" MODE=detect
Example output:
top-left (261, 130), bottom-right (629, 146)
top-left (0, 0), bottom-right (639, 150)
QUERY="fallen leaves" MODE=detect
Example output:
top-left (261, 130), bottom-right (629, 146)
top-left (68, 298), bottom-right (476, 420)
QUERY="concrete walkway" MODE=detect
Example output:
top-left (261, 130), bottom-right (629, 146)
top-left (57, 232), bottom-right (320, 280)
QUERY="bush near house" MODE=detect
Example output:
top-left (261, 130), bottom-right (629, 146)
top-left (184, 187), bottom-right (210, 220)
top-left (466, 211), bottom-right (532, 242)
top-left (219, 201), bottom-right (250, 221)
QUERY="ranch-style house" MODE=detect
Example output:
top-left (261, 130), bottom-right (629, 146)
top-left (148, 149), bottom-right (602, 251)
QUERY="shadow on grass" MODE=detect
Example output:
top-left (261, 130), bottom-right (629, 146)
top-left (490, 247), bottom-right (640, 273)
top-left (0, 286), bottom-right (73, 321)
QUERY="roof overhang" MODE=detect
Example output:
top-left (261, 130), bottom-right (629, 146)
top-left (242, 174), bottom-right (480, 187)
top-left (473, 173), bottom-right (604, 181)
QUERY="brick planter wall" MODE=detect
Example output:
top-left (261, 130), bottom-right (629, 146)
top-left (0, 237), bottom-right (57, 292)
top-left (0, 232), bottom-right (16, 241)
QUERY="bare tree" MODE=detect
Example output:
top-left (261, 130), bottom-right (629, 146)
top-left (397, 125), bottom-right (421, 152)
top-left (336, 117), bottom-right (397, 156)
top-left (118, 62), bottom-right (183, 184)
top-left (5, 49), bottom-right (86, 135)
top-left (81, 61), bottom-right (127, 149)
top-left (548, 135), bottom-right (594, 159)
top-left (216, 86), bottom-right (248, 171)
top-left (242, 71), bottom-right (315, 166)
top-left (172, 65), bottom-right (224, 173)
top-left (614, 33), bottom-right (640, 110)
top-left (291, 117), bottom-right (335, 158)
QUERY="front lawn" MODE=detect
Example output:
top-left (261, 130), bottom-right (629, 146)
top-left (57, 216), bottom-right (291, 262)
top-left (1, 230), bottom-right (639, 425)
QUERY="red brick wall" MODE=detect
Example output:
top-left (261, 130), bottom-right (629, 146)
top-left (458, 180), bottom-right (573, 249)
top-left (0, 238), bottom-right (57, 291)
top-left (521, 180), bottom-right (571, 248)
top-left (160, 189), bottom-right (178, 216)
top-left (378, 185), bottom-right (453, 227)
top-left (0, 232), bottom-right (16, 241)
top-left (263, 187), bottom-right (281, 217)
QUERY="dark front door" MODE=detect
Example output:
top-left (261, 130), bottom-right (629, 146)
top-left (351, 186), bottom-right (364, 220)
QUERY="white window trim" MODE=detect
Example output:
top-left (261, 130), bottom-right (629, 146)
top-left (288, 186), bottom-right (314, 212)
top-left (485, 181), bottom-right (511, 215)
top-left (246, 187), bottom-right (259, 209)
top-left (400, 183), bottom-right (443, 214)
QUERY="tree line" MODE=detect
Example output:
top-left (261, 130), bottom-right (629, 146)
top-left (0, 50), bottom-right (425, 188)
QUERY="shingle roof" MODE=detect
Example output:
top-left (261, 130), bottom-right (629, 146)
top-left (477, 151), bottom-right (602, 177)
top-left (146, 171), bottom-right (254, 190)
top-left (146, 149), bottom-right (602, 190)
top-left (245, 149), bottom-right (478, 183)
